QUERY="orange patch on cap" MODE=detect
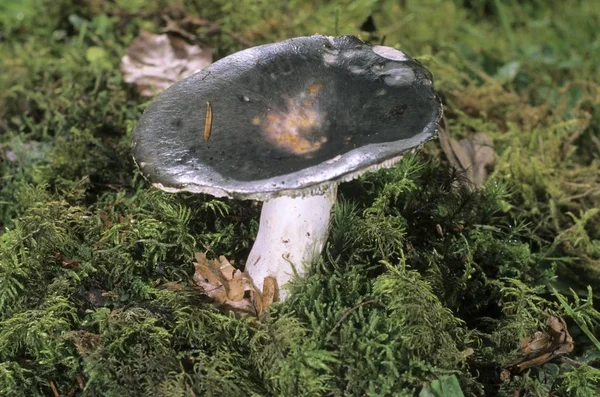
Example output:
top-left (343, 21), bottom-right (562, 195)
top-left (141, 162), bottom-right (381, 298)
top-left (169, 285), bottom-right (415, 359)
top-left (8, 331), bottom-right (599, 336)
top-left (260, 100), bottom-right (326, 156)
top-left (308, 82), bottom-right (323, 95)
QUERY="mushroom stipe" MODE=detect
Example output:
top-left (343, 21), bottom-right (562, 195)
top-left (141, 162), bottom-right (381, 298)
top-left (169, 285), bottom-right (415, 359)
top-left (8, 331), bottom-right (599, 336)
top-left (132, 35), bottom-right (442, 304)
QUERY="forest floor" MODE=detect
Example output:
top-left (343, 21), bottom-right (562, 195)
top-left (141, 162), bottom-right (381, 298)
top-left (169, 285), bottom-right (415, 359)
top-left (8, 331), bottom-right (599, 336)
top-left (1, 0), bottom-right (599, 396)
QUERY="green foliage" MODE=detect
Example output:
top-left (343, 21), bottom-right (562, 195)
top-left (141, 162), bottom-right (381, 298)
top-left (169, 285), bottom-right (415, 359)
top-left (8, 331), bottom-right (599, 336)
top-left (552, 286), bottom-right (600, 352)
top-left (251, 315), bottom-right (338, 395)
top-left (0, 0), bottom-right (599, 395)
top-left (556, 364), bottom-right (600, 396)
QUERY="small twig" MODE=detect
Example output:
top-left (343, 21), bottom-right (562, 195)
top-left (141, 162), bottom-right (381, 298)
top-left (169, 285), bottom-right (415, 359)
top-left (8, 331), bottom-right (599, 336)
top-left (49, 379), bottom-right (60, 397)
top-left (326, 300), bottom-right (376, 340)
top-left (558, 356), bottom-right (585, 367)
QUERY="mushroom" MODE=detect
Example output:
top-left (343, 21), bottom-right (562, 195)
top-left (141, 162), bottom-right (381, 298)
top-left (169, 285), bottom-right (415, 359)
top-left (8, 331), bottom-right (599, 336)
top-left (132, 35), bottom-right (441, 300)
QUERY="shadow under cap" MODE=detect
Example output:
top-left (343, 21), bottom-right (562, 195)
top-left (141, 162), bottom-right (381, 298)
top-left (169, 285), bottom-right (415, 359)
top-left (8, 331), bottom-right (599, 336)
top-left (132, 35), bottom-right (442, 201)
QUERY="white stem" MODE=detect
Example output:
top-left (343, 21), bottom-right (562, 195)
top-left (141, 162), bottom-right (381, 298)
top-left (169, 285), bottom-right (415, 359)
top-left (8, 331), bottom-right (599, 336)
top-left (245, 185), bottom-right (337, 300)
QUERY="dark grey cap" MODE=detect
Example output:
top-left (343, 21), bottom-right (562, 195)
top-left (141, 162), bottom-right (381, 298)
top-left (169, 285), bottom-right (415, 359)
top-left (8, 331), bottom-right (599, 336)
top-left (132, 35), bottom-right (442, 200)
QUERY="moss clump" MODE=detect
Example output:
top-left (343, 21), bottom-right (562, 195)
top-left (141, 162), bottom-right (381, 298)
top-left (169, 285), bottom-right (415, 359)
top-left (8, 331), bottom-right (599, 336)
top-left (1, 0), bottom-right (599, 395)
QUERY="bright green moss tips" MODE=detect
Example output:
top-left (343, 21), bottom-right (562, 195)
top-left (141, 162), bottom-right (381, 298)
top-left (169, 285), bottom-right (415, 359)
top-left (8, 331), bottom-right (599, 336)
top-left (1, 0), bottom-right (599, 395)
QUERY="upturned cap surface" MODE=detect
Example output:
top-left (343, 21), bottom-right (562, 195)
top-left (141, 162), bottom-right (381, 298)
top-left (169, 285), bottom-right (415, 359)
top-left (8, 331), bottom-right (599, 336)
top-left (132, 35), bottom-right (442, 200)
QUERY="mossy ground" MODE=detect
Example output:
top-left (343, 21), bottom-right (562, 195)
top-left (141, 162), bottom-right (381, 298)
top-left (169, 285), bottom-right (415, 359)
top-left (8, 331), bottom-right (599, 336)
top-left (1, 0), bottom-right (599, 396)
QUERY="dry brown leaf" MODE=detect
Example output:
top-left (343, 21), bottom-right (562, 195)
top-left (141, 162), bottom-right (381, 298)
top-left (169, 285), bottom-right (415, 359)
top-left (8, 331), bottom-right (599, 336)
top-left (249, 276), bottom-right (278, 317)
top-left (519, 331), bottom-right (550, 355)
top-left (503, 314), bottom-right (574, 373)
top-left (217, 256), bottom-right (245, 301)
top-left (450, 132), bottom-right (495, 187)
top-left (120, 31), bottom-right (212, 97)
top-left (261, 277), bottom-right (277, 310)
top-left (439, 120), bottom-right (496, 188)
top-left (193, 255), bottom-right (228, 303)
top-left (192, 253), bottom-right (277, 317)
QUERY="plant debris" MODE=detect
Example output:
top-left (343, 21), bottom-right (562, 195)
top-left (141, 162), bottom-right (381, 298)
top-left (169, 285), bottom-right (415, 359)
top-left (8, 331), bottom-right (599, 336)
top-left (203, 101), bottom-right (212, 142)
top-left (52, 252), bottom-right (80, 269)
top-left (439, 120), bottom-right (496, 188)
top-left (503, 314), bottom-right (574, 374)
top-left (192, 252), bottom-right (276, 316)
top-left (120, 31), bottom-right (212, 97)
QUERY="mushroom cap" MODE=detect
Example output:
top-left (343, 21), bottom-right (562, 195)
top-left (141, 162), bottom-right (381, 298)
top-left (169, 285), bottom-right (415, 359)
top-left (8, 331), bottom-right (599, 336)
top-left (132, 35), bottom-right (442, 200)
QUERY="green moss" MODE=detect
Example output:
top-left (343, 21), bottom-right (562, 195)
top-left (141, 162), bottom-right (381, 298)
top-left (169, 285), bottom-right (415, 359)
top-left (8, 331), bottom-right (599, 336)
top-left (1, 0), bottom-right (599, 395)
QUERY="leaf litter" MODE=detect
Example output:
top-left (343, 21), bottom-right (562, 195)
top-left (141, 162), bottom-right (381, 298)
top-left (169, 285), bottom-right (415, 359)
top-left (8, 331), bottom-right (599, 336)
top-left (439, 117), bottom-right (496, 188)
top-left (502, 314), bottom-right (574, 378)
top-left (120, 30), bottom-right (212, 97)
top-left (192, 252), bottom-right (276, 317)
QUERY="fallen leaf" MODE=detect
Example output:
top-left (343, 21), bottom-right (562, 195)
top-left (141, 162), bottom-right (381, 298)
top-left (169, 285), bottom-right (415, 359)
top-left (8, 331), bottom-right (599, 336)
top-left (439, 118), bottom-right (495, 188)
top-left (192, 253), bottom-right (277, 317)
top-left (120, 31), bottom-right (212, 97)
top-left (503, 314), bottom-right (574, 373)
top-left (193, 259), bottom-right (229, 303)
top-left (217, 256), bottom-right (245, 301)
top-left (260, 277), bottom-right (277, 310)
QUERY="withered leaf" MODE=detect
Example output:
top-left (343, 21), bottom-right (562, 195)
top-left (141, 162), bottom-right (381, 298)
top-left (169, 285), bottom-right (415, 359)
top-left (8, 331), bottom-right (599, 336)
top-left (217, 256), bottom-right (245, 301)
top-left (519, 331), bottom-right (550, 355)
top-left (504, 314), bottom-right (574, 373)
top-left (192, 253), bottom-right (277, 317)
top-left (120, 31), bottom-right (212, 97)
top-left (249, 276), bottom-right (278, 317)
top-left (439, 120), bottom-right (495, 188)
top-left (261, 277), bottom-right (277, 309)
top-left (193, 258), bottom-right (228, 303)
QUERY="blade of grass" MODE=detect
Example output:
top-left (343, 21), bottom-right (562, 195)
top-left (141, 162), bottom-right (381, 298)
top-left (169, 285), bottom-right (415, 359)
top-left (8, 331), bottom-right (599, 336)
top-left (551, 285), bottom-right (600, 352)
